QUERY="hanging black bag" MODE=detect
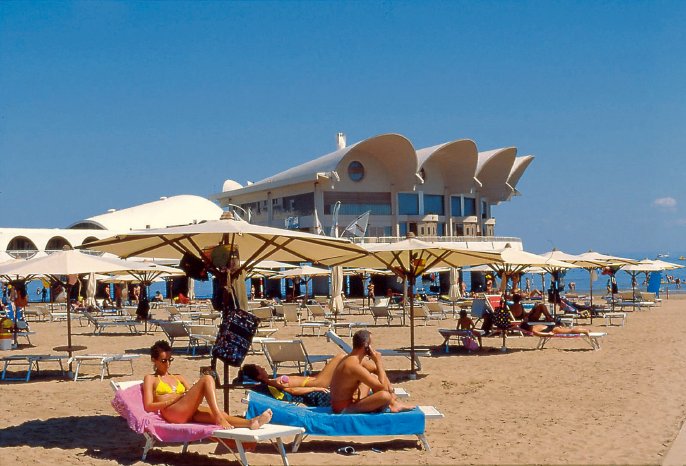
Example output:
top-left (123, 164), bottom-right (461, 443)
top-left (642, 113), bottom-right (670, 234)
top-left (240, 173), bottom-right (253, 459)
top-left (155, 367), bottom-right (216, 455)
top-left (180, 252), bottom-right (209, 281)
top-left (136, 296), bottom-right (150, 321)
top-left (211, 308), bottom-right (260, 366)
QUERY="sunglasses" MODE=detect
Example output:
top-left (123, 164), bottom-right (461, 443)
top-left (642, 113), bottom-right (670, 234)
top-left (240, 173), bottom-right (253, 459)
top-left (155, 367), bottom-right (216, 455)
top-left (159, 357), bottom-right (174, 364)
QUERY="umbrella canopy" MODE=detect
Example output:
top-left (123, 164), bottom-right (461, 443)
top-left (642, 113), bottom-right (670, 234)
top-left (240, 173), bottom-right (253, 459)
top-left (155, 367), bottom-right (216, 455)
top-left (540, 249), bottom-right (605, 269)
top-left (621, 259), bottom-right (665, 273)
top-left (0, 249), bottom-right (141, 278)
top-left (576, 251), bottom-right (638, 267)
top-left (651, 259), bottom-right (684, 271)
top-left (495, 247), bottom-right (575, 274)
top-left (82, 219), bottom-right (367, 275)
top-left (322, 237), bottom-right (503, 272)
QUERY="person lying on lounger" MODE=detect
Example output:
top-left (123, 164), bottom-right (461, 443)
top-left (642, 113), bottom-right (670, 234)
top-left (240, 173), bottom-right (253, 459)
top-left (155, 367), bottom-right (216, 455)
top-left (240, 356), bottom-right (346, 407)
top-left (520, 304), bottom-right (590, 336)
top-left (142, 340), bottom-right (272, 430)
top-left (330, 330), bottom-right (415, 414)
top-left (241, 354), bottom-right (346, 395)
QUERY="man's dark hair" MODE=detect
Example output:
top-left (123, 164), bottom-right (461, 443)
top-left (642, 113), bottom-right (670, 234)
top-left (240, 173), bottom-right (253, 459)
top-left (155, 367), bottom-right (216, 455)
top-left (150, 340), bottom-right (172, 359)
top-left (352, 329), bottom-right (372, 350)
top-left (513, 293), bottom-right (522, 303)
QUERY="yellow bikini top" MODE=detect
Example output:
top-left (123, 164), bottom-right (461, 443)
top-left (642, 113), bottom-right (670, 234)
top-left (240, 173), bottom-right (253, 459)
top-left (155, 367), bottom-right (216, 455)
top-left (155, 375), bottom-right (186, 396)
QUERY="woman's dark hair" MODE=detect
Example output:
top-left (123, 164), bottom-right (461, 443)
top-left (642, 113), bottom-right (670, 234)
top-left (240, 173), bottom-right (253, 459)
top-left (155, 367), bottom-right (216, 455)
top-left (241, 364), bottom-right (261, 381)
top-left (150, 340), bottom-right (172, 359)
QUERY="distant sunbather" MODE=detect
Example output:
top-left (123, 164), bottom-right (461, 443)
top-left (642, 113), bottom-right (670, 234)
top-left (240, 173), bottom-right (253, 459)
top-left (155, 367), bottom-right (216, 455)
top-left (520, 304), bottom-right (590, 336)
top-left (509, 293), bottom-right (526, 320)
top-left (143, 340), bottom-right (272, 430)
top-left (330, 330), bottom-right (415, 414)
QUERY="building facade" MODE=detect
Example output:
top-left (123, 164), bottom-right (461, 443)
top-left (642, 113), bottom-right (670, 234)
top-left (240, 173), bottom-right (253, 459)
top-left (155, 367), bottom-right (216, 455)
top-left (212, 133), bottom-right (533, 244)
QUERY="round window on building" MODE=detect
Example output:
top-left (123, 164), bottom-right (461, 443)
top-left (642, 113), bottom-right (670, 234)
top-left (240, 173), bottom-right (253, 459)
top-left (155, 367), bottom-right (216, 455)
top-left (348, 161), bottom-right (365, 182)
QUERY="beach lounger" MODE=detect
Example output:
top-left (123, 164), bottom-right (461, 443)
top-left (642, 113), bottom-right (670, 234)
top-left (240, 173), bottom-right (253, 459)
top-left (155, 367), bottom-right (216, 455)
top-left (425, 301), bottom-right (448, 319)
top-left (536, 331), bottom-right (607, 350)
top-left (330, 321), bottom-right (368, 337)
top-left (69, 353), bottom-right (140, 381)
top-left (437, 328), bottom-right (485, 353)
top-left (157, 320), bottom-right (193, 349)
top-left (282, 304), bottom-right (301, 326)
top-left (245, 391), bottom-right (443, 452)
top-left (326, 330), bottom-right (430, 371)
top-left (83, 311), bottom-right (139, 335)
top-left (370, 304), bottom-right (395, 325)
top-left (1, 354), bottom-right (68, 382)
top-left (111, 380), bottom-right (304, 465)
top-left (412, 304), bottom-right (444, 326)
top-left (186, 324), bottom-right (217, 355)
top-left (23, 305), bottom-right (50, 322)
top-left (261, 339), bottom-right (332, 377)
top-left (305, 303), bottom-right (332, 321)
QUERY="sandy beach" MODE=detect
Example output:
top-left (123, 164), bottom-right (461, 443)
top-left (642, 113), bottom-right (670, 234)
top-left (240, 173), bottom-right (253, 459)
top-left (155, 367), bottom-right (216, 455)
top-left (2, 296), bottom-right (686, 465)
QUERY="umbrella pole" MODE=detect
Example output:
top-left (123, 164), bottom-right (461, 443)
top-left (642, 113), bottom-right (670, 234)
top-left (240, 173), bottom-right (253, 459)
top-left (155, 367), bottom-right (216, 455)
top-left (589, 270), bottom-right (594, 325)
top-left (409, 275), bottom-right (416, 379)
top-left (66, 282), bottom-right (74, 372)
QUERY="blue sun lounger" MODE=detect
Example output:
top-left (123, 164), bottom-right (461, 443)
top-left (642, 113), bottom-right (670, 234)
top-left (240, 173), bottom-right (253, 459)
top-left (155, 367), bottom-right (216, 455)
top-left (245, 391), bottom-right (443, 451)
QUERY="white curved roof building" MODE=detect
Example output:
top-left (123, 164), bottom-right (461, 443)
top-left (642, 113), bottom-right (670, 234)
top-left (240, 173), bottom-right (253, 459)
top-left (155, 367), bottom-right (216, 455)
top-left (2, 195), bottom-right (223, 258)
top-left (212, 133), bottom-right (533, 242)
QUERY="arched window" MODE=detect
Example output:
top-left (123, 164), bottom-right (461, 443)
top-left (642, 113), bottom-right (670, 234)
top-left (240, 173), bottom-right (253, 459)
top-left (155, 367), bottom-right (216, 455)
top-left (7, 236), bottom-right (38, 258)
top-left (46, 236), bottom-right (72, 251)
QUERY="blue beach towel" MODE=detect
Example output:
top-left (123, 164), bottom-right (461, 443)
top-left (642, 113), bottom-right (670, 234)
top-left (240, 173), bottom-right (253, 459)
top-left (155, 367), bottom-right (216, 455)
top-left (246, 391), bottom-right (425, 436)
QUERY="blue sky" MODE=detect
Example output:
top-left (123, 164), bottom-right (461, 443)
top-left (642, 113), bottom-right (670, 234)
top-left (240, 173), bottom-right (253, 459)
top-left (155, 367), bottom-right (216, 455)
top-left (1, 1), bottom-right (684, 258)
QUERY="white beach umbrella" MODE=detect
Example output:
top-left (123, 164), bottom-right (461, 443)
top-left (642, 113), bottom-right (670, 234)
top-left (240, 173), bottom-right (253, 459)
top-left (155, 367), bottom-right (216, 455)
top-left (273, 265), bottom-right (331, 302)
top-left (577, 251), bottom-right (638, 311)
top-left (622, 259), bottom-right (667, 308)
top-left (0, 249), bottom-right (150, 356)
top-left (320, 235), bottom-right (503, 376)
top-left (651, 259), bottom-right (684, 271)
top-left (82, 218), bottom-right (367, 407)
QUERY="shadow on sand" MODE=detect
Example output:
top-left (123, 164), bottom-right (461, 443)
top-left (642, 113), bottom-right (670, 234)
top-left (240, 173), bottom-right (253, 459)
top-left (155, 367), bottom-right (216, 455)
top-left (0, 415), bottom-right (240, 465)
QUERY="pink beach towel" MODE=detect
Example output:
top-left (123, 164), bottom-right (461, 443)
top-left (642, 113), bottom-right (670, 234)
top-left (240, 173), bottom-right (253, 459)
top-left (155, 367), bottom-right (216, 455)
top-left (111, 384), bottom-right (220, 443)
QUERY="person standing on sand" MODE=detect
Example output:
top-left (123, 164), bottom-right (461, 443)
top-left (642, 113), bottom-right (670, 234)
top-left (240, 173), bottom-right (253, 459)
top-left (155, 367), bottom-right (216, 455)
top-left (329, 330), bottom-right (415, 414)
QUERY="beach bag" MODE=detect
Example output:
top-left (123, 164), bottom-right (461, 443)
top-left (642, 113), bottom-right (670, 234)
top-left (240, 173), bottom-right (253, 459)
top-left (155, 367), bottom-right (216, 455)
top-left (492, 306), bottom-right (511, 330)
top-left (180, 252), bottom-right (209, 281)
top-left (211, 308), bottom-right (260, 366)
top-left (462, 336), bottom-right (479, 351)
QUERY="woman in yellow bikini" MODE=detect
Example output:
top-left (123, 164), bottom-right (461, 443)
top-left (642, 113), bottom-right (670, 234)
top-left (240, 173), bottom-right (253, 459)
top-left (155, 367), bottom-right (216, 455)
top-left (241, 353), bottom-right (346, 396)
top-left (143, 340), bottom-right (272, 429)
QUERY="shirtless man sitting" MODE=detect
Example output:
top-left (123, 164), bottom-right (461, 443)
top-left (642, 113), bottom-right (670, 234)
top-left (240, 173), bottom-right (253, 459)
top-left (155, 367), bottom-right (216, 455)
top-left (329, 330), bottom-right (414, 414)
